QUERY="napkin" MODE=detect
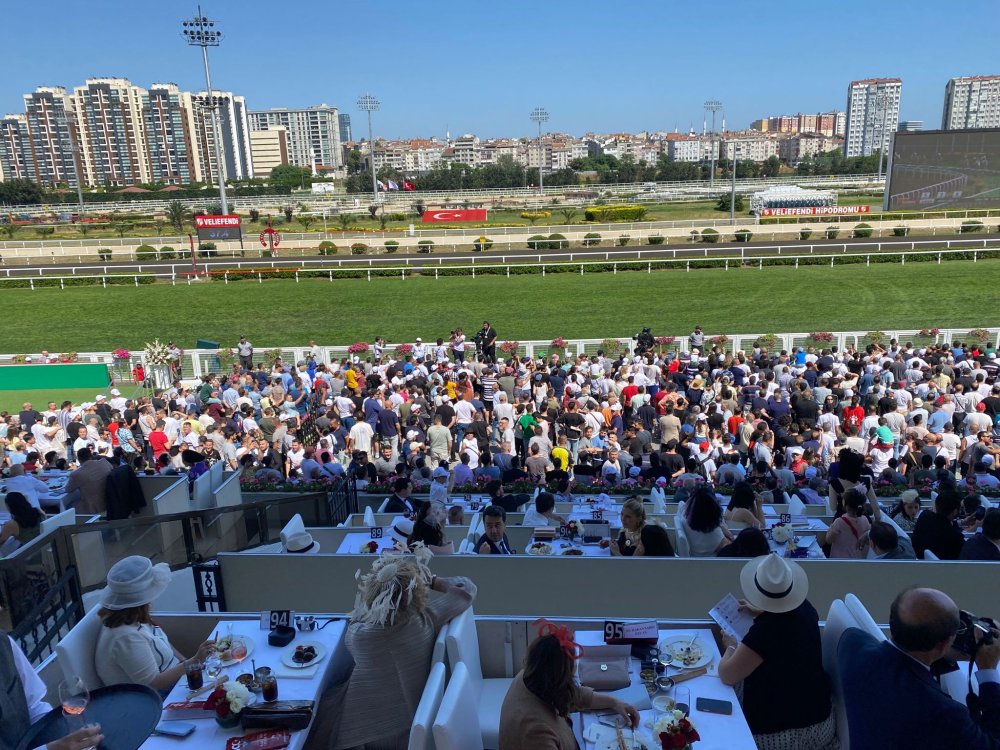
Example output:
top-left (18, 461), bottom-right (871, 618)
top-left (605, 682), bottom-right (651, 711)
top-left (274, 663), bottom-right (319, 679)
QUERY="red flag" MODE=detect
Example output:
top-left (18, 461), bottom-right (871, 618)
top-left (403, 180), bottom-right (415, 191)
top-left (421, 209), bottom-right (488, 223)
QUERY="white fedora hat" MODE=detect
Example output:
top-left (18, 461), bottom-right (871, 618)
top-left (285, 532), bottom-right (320, 554)
top-left (740, 553), bottom-right (808, 614)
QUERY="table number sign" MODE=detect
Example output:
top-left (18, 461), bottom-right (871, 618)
top-left (370, 527), bottom-right (384, 539)
top-left (260, 610), bottom-right (293, 630)
top-left (779, 513), bottom-right (792, 525)
top-left (603, 619), bottom-right (658, 643)
top-left (591, 509), bottom-right (604, 521)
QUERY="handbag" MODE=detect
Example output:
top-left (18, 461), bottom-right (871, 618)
top-left (577, 645), bottom-right (631, 690)
top-left (241, 700), bottom-right (315, 731)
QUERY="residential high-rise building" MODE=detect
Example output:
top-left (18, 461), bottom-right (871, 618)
top-left (0, 114), bottom-right (37, 183)
top-left (898, 120), bottom-right (924, 132)
top-left (844, 78), bottom-right (902, 157)
top-left (72, 77), bottom-right (151, 186)
top-left (22, 86), bottom-right (81, 188)
top-left (338, 113), bottom-right (351, 144)
top-left (752, 111), bottom-right (845, 137)
top-left (249, 127), bottom-right (289, 175)
top-left (942, 76), bottom-right (1000, 130)
top-left (142, 83), bottom-right (200, 185)
top-left (192, 92), bottom-right (254, 181)
top-left (248, 105), bottom-right (342, 170)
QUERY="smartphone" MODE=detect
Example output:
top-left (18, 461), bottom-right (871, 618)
top-left (154, 722), bottom-right (196, 738)
top-left (695, 697), bottom-right (733, 715)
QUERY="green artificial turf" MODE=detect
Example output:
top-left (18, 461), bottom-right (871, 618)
top-left (1, 259), bottom-right (996, 352)
top-left (0, 387), bottom-right (117, 415)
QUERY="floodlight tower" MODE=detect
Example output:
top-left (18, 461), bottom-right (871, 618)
top-left (530, 107), bottom-right (549, 196)
top-left (704, 100), bottom-right (722, 189)
top-left (357, 94), bottom-right (381, 201)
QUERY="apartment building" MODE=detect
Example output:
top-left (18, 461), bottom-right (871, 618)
top-left (22, 87), bottom-right (81, 188)
top-left (248, 105), bottom-right (342, 169)
top-left (248, 126), bottom-right (289, 175)
top-left (0, 114), bottom-right (37, 182)
top-left (943, 76), bottom-right (1000, 130)
top-left (844, 78), bottom-right (902, 157)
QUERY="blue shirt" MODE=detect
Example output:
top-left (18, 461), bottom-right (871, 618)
top-left (927, 409), bottom-right (950, 433)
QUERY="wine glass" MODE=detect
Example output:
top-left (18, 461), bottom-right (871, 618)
top-left (59, 676), bottom-right (90, 732)
top-left (204, 656), bottom-right (223, 682)
top-left (229, 636), bottom-right (248, 664)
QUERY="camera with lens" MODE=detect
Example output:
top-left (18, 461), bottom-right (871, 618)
top-left (954, 610), bottom-right (998, 657)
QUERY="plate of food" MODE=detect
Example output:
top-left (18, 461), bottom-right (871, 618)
top-left (561, 548), bottom-right (584, 556)
top-left (214, 636), bottom-right (255, 667)
top-left (527, 542), bottom-right (553, 555)
top-left (659, 635), bottom-right (712, 669)
top-left (281, 641), bottom-right (327, 669)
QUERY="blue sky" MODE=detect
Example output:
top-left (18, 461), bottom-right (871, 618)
top-left (4, 0), bottom-right (996, 140)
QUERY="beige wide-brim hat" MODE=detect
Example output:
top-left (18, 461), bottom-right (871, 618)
top-left (284, 532), bottom-right (320, 554)
top-left (740, 553), bottom-right (808, 614)
top-left (100, 556), bottom-right (171, 610)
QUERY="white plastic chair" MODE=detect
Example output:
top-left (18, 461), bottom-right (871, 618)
top-left (55, 608), bottom-right (105, 690)
top-left (444, 609), bottom-right (511, 749)
top-left (923, 548), bottom-right (940, 561)
top-left (823, 599), bottom-right (861, 750)
top-left (0, 536), bottom-right (21, 557)
top-left (432, 622), bottom-right (449, 669)
top-left (467, 513), bottom-right (483, 544)
top-left (674, 522), bottom-right (691, 558)
top-left (787, 494), bottom-right (806, 515)
top-left (363, 506), bottom-right (377, 526)
top-left (457, 539), bottom-right (471, 554)
top-left (844, 594), bottom-right (886, 642)
top-left (432, 662), bottom-right (485, 750)
top-left (409, 661), bottom-right (447, 750)
top-left (649, 486), bottom-right (667, 514)
top-left (377, 497), bottom-right (390, 513)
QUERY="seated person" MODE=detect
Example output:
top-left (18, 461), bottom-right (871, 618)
top-left (476, 505), bottom-right (515, 554)
top-left (869, 520), bottom-right (917, 560)
top-left (717, 527), bottom-right (770, 558)
top-left (407, 502), bottom-right (454, 555)
top-left (522, 492), bottom-right (565, 527)
top-left (95, 556), bottom-right (216, 691)
top-left (912, 490), bottom-right (966, 560)
top-left (0, 492), bottom-right (45, 547)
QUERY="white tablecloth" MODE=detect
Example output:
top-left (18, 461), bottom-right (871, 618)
top-left (146, 618), bottom-right (346, 750)
top-left (334, 531), bottom-right (397, 555)
top-left (768, 535), bottom-right (825, 560)
top-left (524, 539), bottom-right (610, 557)
top-left (575, 628), bottom-right (756, 749)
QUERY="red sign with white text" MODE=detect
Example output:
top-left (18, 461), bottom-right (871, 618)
top-left (421, 209), bottom-right (488, 223)
top-left (194, 214), bottom-right (242, 228)
top-left (759, 206), bottom-right (871, 217)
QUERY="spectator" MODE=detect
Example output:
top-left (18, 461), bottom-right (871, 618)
top-left (678, 485), bottom-right (734, 556)
top-left (960, 509), bottom-right (1000, 561)
top-left (717, 527), bottom-right (770, 558)
top-left (0, 492), bottom-right (44, 547)
top-left (840, 587), bottom-right (1000, 749)
top-left (912, 489), bottom-right (967, 560)
top-left (869, 520), bottom-right (917, 560)
top-left (724, 481), bottom-right (765, 529)
top-left (523, 492), bottom-right (565, 527)
top-left (719, 555), bottom-right (836, 749)
top-left (819, 487), bottom-right (873, 559)
top-left (889, 488), bottom-right (922, 532)
top-left (476, 505), bottom-right (514, 554)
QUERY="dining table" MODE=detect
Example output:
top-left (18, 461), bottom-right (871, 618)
top-left (574, 628), bottom-right (756, 749)
top-left (523, 538), bottom-right (611, 557)
top-left (334, 531), bottom-right (398, 555)
top-left (146, 617), bottom-right (346, 750)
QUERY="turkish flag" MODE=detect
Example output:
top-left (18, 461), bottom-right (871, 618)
top-left (421, 209), bottom-right (488, 223)
top-left (403, 180), bottom-right (415, 191)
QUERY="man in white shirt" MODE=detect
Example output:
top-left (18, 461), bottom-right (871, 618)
top-left (5, 465), bottom-right (53, 510)
top-left (108, 388), bottom-right (127, 413)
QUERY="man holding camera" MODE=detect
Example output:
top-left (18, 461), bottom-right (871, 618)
top-left (839, 586), bottom-right (1000, 748)
top-left (478, 321), bottom-right (497, 363)
top-left (633, 327), bottom-right (654, 356)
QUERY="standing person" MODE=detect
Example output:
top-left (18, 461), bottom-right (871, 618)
top-left (450, 328), bottom-right (466, 364)
top-left (480, 320), bottom-right (498, 363)
top-left (236, 336), bottom-right (254, 371)
top-left (719, 554), bottom-right (837, 749)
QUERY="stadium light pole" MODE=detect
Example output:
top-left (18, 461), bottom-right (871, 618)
top-left (705, 100), bottom-right (722, 190)
top-left (530, 107), bottom-right (549, 196)
top-left (874, 91), bottom-right (888, 182)
top-left (730, 142), bottom-right (740, 224)
top-left (183, 7), bottom-right (229, 215)
top-left (357, 94), bottom-right (381, 202)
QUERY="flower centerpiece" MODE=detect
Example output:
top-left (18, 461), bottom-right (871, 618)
top-left (654, 336), bottom-right (677, 355)
top-left (770, 523), bottom-right (794, 544)
top-left (549, 336), bottom-right (568, 354)
top-left (204, 679), bottom-right (252, 729)
top-left (917, 327), bottom-right (940, 338)
top-left (499, 340), bottom-right (520, 356)
top-left (142, 339), bottom-right (172, 365)
top-left (347, 342), bottom-right (370, 355)
top-left (655, 709), bottom-right (700, 749)
top-left (112, 348), bottom-right (131, 361)
top-left (756, 333), bottom-right (780, 350)
top-left (359, 540), bottom-right (379, 554)
top-left (393, 343), bottom-right (414, 360)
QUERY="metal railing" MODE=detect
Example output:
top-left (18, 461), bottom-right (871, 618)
top-left (0, 486), bottom-right (351, 662)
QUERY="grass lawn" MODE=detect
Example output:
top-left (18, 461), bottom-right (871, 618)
top-left (0, 258), bottom-right (995, 353)
top-left (0, 387), bottom-right (113, 415)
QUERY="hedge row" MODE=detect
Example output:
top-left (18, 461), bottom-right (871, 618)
top-left (0, 276), bottom-right (157, 288)
top-left (583, 205), bottom-right (647, 222)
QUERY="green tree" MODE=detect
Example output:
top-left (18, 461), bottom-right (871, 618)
top-left (166, 200), bottom-right (189, 232)
top-left (269, 164), bottom-right (311, 189)
top-left (716, 193), bottom-right (745, 212)
top-left (114, 221), bottom-right (130, 238)
top-left (761, 155), bottom-right (782, 177)
top-left (0, 223), bottom-right (18, 239)
top-left (337, 214), bottom-right (351, 231)
top-left (77, 222), bottom-right (91, 237)
top-left (298, 214), bottom-right (316, 231)
top-left (560, 208), bottom-right (578, 224)
top-left (0, 178), bottom-right (44, 205)
top-left (346, 149), bottom-right (363, 174)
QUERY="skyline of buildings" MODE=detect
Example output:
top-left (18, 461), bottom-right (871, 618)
top-left (1, 72), bottom-right (998, 187)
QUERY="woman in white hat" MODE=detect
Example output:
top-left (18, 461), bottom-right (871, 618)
top-left (718, 554), bottom-right (836, 750)
top-left (95, 556), bottom-right (216, 691)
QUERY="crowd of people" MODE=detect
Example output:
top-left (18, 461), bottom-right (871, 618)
top-left (3, 328), bottom-right (1000, 562)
